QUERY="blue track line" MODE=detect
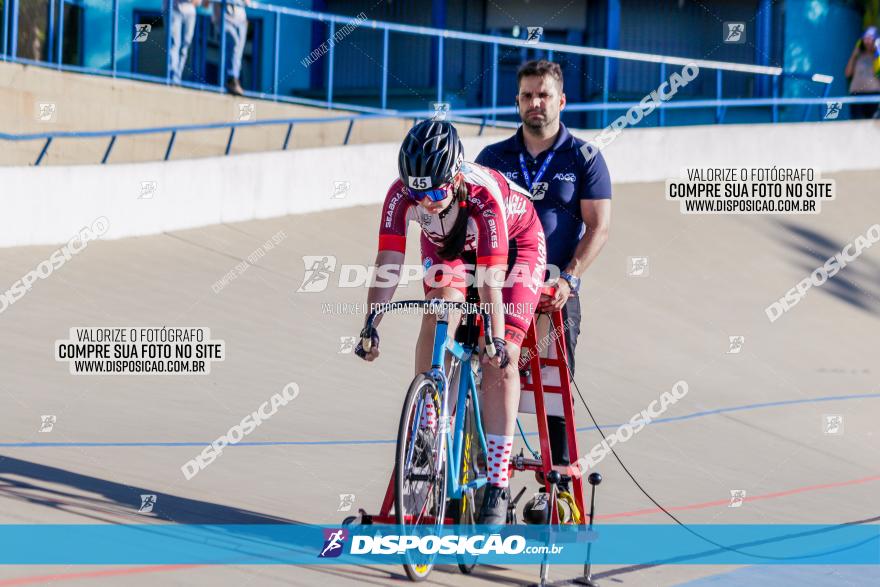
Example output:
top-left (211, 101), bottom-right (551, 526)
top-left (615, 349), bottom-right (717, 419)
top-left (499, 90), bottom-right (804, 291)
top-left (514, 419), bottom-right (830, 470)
top-left (1, 393), bottom-right (877, 448)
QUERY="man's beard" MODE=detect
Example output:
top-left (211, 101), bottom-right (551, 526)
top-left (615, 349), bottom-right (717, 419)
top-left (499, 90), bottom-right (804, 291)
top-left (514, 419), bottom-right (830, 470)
top-left (522, 111), bottom-right (557, 132)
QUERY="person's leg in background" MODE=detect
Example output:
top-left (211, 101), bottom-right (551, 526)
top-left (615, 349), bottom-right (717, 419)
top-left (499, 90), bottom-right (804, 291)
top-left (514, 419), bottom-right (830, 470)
top-left (225, 16), bottom-right (248, 94)
top-left (547, 292), bottom-right (581, 472)
top-left (176, 6), bottom-right (197, 84)
top-left (169, 6), bottom-right (185, 84)
top-left (849, 95), bottom-right (878, 119)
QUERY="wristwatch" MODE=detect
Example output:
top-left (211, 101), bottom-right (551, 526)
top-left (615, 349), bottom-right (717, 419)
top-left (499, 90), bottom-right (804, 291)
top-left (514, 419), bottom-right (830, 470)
top-left (559, 271), bottom-right (580, 294)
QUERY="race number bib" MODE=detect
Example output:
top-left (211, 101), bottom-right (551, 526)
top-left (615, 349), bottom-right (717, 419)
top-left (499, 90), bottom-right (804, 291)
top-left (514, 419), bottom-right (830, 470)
top-left (408, 176), bottom-right (432, 189)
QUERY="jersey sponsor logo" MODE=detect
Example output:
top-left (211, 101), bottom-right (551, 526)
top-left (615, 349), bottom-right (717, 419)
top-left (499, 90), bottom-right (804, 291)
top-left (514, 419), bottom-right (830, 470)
top-left (507, 195), bottom-right (528, 217)
top-left (504, 171), bottom-right (520, 180)
top-left (468, 195), bottom-right (485, 210)
top-left (385, 191), bottom-right (405, 228)
top-left (483, 209), bottom-right (496, 218)
top-left (553, 172), bottom-right (576, 182)
top-left (487, 218), bottom-right (499, 249)
top-left (504, 327), bottom-right (525, 346)
top-left (419, 213), bottom-right (432, 227)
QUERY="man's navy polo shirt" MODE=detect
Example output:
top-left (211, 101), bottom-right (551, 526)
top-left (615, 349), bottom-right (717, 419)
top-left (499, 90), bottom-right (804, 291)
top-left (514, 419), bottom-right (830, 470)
top-left (475, 123), bottom-right (612, 272)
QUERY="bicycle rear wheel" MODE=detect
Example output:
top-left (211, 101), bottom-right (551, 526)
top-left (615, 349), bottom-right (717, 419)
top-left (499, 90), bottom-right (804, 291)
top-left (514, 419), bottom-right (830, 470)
top-left (395, 373), bottom-right (448, 582)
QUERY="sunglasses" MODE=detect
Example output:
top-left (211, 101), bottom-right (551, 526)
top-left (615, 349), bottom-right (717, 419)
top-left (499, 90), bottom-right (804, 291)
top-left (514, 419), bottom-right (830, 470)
top-left (407, 182), bottom-right (451, 202)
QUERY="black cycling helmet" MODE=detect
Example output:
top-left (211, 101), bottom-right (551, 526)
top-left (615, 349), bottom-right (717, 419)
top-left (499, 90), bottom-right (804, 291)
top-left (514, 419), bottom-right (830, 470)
top-left (398, 120), bottom-right (464, 190)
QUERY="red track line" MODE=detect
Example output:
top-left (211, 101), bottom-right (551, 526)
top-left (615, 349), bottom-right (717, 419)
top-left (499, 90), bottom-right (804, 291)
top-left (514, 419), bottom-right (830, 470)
top-left (0, 564), bottom-right (201, 586)
top-left (596, 473), bottom-right (880, 520)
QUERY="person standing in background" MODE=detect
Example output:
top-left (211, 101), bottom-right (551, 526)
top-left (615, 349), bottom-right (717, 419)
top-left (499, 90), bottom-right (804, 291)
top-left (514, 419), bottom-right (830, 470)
top-left (213, 0), bottom-right (250, 95)
top-left (845, 26), bottom-right (880, 119)
top-left (169, 0), bottom-right (202, 85)
top-left (476, 60), bottom-right (612, 488)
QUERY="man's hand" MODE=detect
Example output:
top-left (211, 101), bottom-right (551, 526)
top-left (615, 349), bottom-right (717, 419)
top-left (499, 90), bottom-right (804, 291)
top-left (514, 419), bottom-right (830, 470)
top-left (538, 279), bottom-right (571, 313)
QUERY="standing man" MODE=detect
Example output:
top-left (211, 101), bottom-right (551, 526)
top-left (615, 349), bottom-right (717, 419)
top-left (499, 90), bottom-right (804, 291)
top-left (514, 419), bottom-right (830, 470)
top-left (214, 0), bottom-right (250, 95)
top-left (476, 59), bottom-right (612, 486)
top-left (169, 0), bottom-right (202, 85)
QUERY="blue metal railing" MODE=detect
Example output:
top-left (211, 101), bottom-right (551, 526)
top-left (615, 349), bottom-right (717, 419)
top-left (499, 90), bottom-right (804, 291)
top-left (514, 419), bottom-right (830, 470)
top-left (3, 94), bottom-right (878, 166)
top-left (0, 0), bottom-right (838, 120)
top-left (4, 0), bottom-right (876, 166)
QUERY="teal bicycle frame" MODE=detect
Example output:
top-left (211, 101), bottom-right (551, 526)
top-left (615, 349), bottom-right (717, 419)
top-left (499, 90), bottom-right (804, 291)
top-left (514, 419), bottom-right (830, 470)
top-left (407, 302), bottom-right (492, 502)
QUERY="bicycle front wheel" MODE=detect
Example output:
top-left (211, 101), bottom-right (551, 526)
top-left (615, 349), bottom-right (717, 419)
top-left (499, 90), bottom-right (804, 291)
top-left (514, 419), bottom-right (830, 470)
top-left (451, 389), bottom-right (484, 574)
top-left (395, 373), bottom-right (448, 582)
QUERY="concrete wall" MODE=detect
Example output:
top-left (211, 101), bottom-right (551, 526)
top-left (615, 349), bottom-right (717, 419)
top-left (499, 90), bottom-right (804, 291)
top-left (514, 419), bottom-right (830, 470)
top-left (1, 119), bottom-right (878, 248)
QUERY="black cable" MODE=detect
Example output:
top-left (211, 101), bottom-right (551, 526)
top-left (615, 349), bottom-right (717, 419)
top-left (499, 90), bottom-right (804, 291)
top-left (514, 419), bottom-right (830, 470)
top-left (564, 362), bottom-right (876, 561)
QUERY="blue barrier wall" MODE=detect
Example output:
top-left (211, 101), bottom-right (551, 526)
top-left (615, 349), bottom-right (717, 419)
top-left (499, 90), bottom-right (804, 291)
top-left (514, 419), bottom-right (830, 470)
top-left (783, 0), bottom-right (863, 102)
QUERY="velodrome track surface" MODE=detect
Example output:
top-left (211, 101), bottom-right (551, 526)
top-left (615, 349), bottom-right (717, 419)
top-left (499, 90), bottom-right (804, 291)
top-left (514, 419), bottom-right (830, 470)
top-left (0, 170), bottom-right (878, 586)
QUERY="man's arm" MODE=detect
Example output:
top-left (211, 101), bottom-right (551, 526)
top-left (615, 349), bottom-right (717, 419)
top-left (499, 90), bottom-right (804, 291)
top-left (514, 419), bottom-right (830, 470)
top-left (565, 199), bottom-right (611, 278)
top-left (543, 199), bottom-right (611, 310)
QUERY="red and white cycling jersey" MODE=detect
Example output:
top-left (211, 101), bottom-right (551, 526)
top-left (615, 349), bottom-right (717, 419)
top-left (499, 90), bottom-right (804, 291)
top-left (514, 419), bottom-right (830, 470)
top-left (378, 161), bottom-right (541, 267)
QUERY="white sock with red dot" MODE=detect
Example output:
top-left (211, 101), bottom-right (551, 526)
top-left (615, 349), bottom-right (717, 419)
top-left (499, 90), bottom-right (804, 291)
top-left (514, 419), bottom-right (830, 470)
top-left (486, 434), bottom-right (513, 488)
top-left (419, 396), bottom-right (437, 434)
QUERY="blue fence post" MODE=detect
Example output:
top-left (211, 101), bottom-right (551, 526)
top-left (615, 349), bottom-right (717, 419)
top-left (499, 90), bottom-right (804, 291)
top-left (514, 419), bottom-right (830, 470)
top-left (2, 0), bottom-right (7, 61)
top-left (491, 42), bottom-right (498, 124)
top-left (659, 62), bottom-right (666, 127)
top-left (772, 76), bottom-right (779, 123)
top-left (225, 127), bottom-right (235, 155)
top-left (803, 82), bottom-right (832, 122)
top-left (165, 0), bottom-right (172, 83)
top-left (820, 82), bottom-right (832, 121)
top-left (10, 0), bottom-right (19, 59)
top-left (102, 136), bottom-right (117, 164)
top-left (327, 20), bottom-right (335, 108)
top-left (715, 69), bottom-right (723, 123)
top-left (48, 0), bottom-right (55, 64)
top-left (35, 137), bottom-right (53, 166)
top-left (437, 35), bottom-right (443, 104)
top-left (56, 0), bottom-right (65, 67)
top-left (219, 0), bottom-right (227, 89)
top-left (273, 11), bottom-right (280, 97)
top-left (111, 0), bottom-right (118, 76)
top-left (381, 27), bottom-right (388, 110)
top-left (282, 123), bottom-right (293, 150)
top-left (165, 131), bottom-right (177, 160)
top-left (601, 56), bottom-right (609, 128)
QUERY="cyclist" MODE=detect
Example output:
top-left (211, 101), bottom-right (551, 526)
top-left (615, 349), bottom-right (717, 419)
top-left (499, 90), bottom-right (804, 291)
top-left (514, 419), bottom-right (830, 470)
top-left (355, 120), bottom-right (547, 524)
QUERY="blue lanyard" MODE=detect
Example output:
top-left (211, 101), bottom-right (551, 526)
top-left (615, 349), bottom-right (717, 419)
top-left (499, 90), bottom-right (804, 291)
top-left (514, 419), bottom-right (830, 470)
top-left (519, 151), bottom-right (555, 191)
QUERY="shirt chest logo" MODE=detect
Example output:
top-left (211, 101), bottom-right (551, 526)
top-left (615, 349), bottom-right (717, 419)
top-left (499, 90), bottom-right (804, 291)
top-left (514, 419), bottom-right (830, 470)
top-left (552, 172), bottom-right (576, 182)
top-left (507, 196), bottom-right (528, 216)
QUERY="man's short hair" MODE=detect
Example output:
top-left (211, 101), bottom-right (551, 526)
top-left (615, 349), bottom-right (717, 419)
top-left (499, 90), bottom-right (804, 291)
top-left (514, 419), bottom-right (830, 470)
top-left (516, 60), bottom-right (564, 92)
